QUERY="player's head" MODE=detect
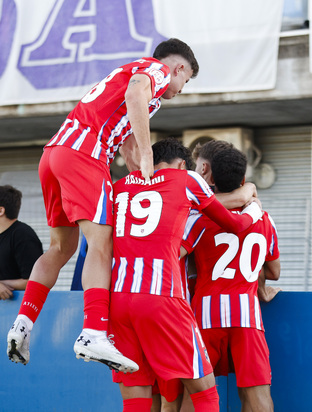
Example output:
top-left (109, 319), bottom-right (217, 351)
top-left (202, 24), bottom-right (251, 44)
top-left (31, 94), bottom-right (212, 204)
top-left (193, 140), bottom-right (234, 185)
top-left (153, 38), bottom-right (199, 79)
top-left (152, 137), bottom-right (193, 170)
top-left (211, 147), bottom-right (247, 193)
top-left (153, 39), bottom-right (199, 99)
top-left (0, 185), bottom-right (22, 219)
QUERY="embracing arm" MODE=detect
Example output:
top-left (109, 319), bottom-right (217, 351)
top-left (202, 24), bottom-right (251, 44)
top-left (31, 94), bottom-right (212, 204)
top-left (201, 197), bottom-right (262, 234)
top-left (215, 182), bottom-right (259, 209)
top-left (125, 73), bottom-right (154, 181)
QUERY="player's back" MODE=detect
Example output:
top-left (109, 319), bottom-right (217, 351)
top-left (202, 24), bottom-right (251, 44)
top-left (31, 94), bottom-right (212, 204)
top-left (190, 208), bottom-right (279, 330)
top-left (111, 168), bottom-right (213, 298)
top-left (193, 209), bottom-right (278, 297)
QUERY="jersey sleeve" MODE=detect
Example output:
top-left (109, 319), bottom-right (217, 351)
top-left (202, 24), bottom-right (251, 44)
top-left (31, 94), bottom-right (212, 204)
top-left (181, 210), bottom-right (206, 254)
top-left (265, 213), bottom-right (280, 261)
top-left (185, 171), bottom-right (215, 210)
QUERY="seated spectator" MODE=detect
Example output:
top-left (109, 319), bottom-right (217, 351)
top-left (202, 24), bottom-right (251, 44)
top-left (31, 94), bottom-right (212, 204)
top-left (0, 185), bottom-right (43, 300)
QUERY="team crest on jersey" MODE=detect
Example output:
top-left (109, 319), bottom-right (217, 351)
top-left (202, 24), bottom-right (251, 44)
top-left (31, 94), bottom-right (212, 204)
top-left (146, 68), bottom-right (165, 84)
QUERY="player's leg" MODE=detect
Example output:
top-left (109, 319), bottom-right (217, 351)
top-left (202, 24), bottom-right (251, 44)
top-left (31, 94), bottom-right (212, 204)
top-left (238, 385), bottom-right (273, 412)
top-left (230, 328), bottom-right (273, 412)
top-left (119, 383), bottom-right (153, 412)
top-left (181, 373), bottom-right (219, 412)
top-left (73, 220), bottom-right (138, 372)
top-left (156, 378), bottom-right (183, 412)
top-left (7, 224), bottom-right (79, 365)
top-left (180, 387), bottom-right (194, 412)
top-left (151, 394), bottom-right (161, 412)
top-left (160, 394), bottom-right (183, 412)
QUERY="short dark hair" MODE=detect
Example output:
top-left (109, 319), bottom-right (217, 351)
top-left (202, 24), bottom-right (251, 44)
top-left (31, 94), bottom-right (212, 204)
top-left (152, 137), bottom-right (193, 170)
top-left (0, 185), bottom-right (22, 219)
top-left (153, 38), bottom-right (199, 78)
top-left (211, 147), bottom-right (247, 193)
top-left (193, 140), bottom-right (234, 163)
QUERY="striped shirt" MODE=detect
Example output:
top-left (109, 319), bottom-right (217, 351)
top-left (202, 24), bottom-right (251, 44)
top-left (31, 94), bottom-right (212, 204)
top-left (111, 169), bottom-right (215, 298)
top-left (45, 58), bottom-right (170, 165)
top-left (182, 209), bottom-right (279, 331)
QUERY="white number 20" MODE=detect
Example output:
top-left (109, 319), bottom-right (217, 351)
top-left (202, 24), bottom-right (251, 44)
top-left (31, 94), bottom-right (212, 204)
top-left (115, 191), bottom-right (163, 238)
top-left (212, 232), bottom-right (267, 283)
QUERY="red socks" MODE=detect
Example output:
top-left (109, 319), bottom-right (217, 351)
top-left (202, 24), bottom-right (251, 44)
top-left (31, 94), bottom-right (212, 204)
top-left (123, 398), bottom-right (153, 412)
top-left (83, 288), bottom-right (110, 331)
top-left (19, 280), bottom-right (50, 323)
top-left (190, 386), bottom-right (219, 412)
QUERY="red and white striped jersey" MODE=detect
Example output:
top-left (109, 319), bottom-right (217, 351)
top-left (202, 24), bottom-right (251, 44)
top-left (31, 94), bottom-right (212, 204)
top-left (182, 209), bottom-right (279, 331)
top-left (111, 169), bottom-right (215, 298)
top-left (45, 58), bottom-right (170, 165)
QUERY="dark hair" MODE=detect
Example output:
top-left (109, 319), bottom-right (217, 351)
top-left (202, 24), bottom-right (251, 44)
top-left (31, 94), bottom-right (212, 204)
top-left (0, 185), bottom-right (22, 219)
top-left (153, 38), bottom-right (199, 78)
top-left (152, 137), bottom-right (193, 170)
top-left (211, 147), bottom-right (247, 193)
top-left (193, 140), bottom-right (234, 163)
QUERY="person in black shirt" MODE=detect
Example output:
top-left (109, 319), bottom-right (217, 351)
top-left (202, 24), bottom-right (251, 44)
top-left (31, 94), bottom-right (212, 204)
top-left (0, 185), bottom-right (43, 300)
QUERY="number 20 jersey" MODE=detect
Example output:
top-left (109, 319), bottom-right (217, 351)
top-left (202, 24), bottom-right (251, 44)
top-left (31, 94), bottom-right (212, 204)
top-left (111, 169), bottom-right (215, 299)
top-left (182, 209), bottom-right (279, 331)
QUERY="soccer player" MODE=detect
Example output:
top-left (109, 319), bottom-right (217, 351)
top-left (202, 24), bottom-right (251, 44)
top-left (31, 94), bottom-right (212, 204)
top-left (6, 38), bottom-right (199, 372)
top-left (109, 138), bottom-right (262, 412)
top-left (181, 146), bottom-right (281, 412)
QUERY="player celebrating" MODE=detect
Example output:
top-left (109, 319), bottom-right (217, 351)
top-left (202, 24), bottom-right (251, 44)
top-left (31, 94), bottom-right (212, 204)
top-left (181, 146), bottom-right (280, 411)
top-left (7, 38), bottom-right (199, 372)
top-left (109, 138), bottom-right (262, 412)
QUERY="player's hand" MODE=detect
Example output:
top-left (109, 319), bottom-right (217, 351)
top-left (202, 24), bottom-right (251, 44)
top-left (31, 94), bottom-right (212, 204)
top-left (258, 285), bottom-right (282, 302)
top-left (140, 153), bottom-right (154, 183)
top-left (245, 196), bottom-right (262, 210)
top-left (0, 282), bottom-right (13, 300)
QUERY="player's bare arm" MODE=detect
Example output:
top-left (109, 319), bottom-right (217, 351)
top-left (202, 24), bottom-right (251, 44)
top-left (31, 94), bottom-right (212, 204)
top-left (125, 73), bottom-right (154, 181)
top-left (119, 134), bottom-right (141, 172)
top-left (215, 182), bottom-right (258, 209)
top-left (257, 263), bottom-right (282, 302)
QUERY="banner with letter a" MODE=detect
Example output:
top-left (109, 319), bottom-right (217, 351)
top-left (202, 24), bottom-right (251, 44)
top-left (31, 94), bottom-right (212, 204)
top-left (0, 0), bottom-right (283, 105)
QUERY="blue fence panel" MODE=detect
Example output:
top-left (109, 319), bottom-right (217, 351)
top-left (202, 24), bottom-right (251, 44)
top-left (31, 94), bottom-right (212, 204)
top-left (1, 291), bottom-right (312, 411)
top-left (0, 291), bottom-right (122, 412)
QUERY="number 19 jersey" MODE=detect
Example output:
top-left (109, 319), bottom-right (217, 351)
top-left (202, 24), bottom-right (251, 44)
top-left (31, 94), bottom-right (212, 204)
top-left (111, 169), bottom-right (215, 299)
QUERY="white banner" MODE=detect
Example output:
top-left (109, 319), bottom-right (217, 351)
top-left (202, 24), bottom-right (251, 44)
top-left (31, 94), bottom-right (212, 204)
top-left (0, 0), bottom-right (283, 106)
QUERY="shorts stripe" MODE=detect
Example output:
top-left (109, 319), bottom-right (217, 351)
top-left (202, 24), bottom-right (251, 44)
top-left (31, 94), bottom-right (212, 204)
top-left (94, 179), bottom-right (107, 224)
top-left (192, 325), bottom-right (204, 379)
